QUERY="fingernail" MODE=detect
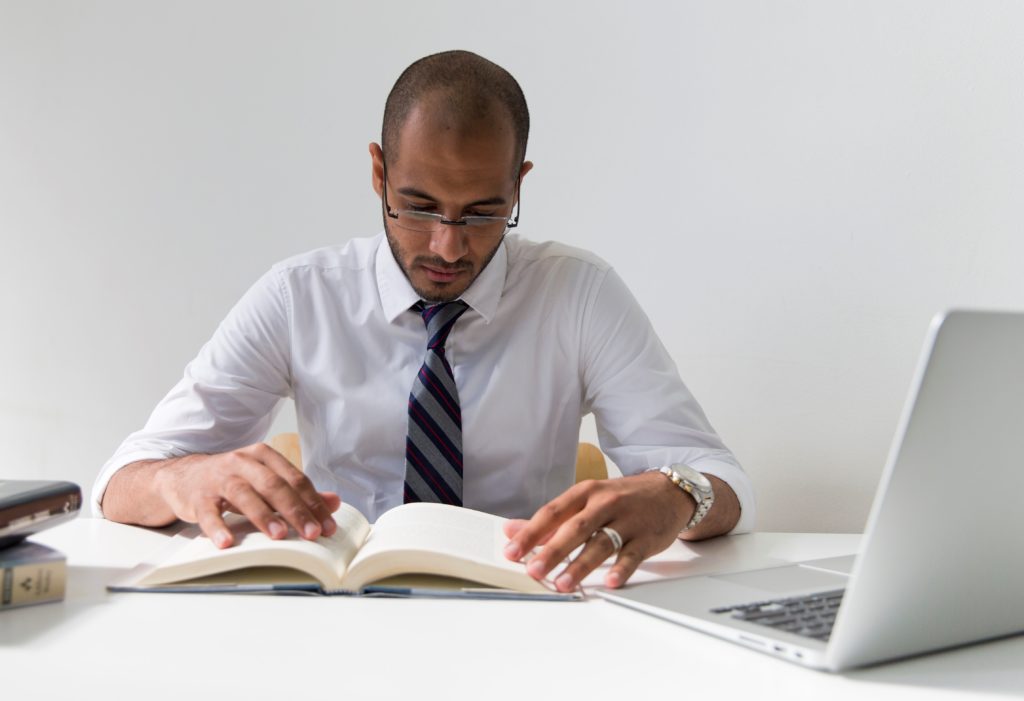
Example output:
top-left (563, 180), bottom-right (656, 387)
top-left (527, 558), bottom-right (546, 578)
top-left (303, 522), bottom-right (319, 539)
top-left (268, 520), bottom-right (286, 539)
top-left (213, 530), bottom-right (231, 548)
top-left (322, 518), bottom-right (336, 535)
top-left (556, 573), bottom-right (575, 591)
top-left (606, 571), bottom-right (623, 588)
top-left (504, 542), bottom-right (520, 560)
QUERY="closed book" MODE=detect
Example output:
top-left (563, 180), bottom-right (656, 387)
top-left (1, 541), bottom-right (67, 611)
top-left (0, 479), bottom-right (82, 549)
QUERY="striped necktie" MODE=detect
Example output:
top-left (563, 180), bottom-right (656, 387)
top-left (405, 300), bottom-right (470, 505)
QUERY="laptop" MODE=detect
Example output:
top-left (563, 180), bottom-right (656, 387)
top-left (0, 479), bottom-right (81, 549)
top-left (597, 310), bottom-right (1024, 671)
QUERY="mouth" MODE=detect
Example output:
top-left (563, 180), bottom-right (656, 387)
top-left (420, 264), bottom-right (468, 283)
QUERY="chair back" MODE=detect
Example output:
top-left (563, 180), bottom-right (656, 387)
top-left (267, 433), bottom-right (608, 483)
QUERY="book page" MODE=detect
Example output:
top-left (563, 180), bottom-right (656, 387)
top-left (341, 503), bottom-right (553, 593)
top-left (136, 503), bottom-right (371, 589)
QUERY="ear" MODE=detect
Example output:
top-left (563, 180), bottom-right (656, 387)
top-left (369, 142), bottom-right (385, 198)
top-left (519, 160), bottom-right (534, 183)
top-left (516, 161), bottom-right (534, 204)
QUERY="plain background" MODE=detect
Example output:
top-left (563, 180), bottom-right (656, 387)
top-left (2, 1), bottom-right (1021, 532)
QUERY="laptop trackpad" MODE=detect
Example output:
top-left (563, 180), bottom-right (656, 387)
top-left (710, 564), bottom-right (849, 595)
top-left (798, 554), bottom-right (857, 576)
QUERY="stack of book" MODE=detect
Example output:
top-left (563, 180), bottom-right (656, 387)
top-left (0, 479), bottom-right (81, 612)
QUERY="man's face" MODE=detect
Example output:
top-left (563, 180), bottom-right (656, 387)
top-left (371, 102), bottom-right (531, 303)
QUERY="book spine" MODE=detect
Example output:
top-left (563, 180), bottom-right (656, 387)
top-left (1, 558), bottom-right (66, 610)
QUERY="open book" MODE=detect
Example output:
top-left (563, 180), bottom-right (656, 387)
top-left (109, 502), bottom-right (580, 600)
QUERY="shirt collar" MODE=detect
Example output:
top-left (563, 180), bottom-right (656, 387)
top-left (375, 232), bottom-right (507, 324)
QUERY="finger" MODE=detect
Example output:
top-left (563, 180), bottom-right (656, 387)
top-left (251, 446), bottom-right (335, 528)
top-left (318, 492), bottom-right (342, 512)
top-left (552, 527), bottom-right (623, 592)
top-left (316, 492), bottom-right (342, 535)
top-left (220, 477), bottom-right (290, 540)
top-left (503, 519), bottom-right (555, 543)
top-left (502, 519), bottom-right (554, 559)
top-left (234, 458), bottom-right (323, 540)
top-left (502, 519), bottom-right (526, 539)
top-left (224, 490), bottom-right (340, 518)
top-left (195, 503), bottom-right (235, 549)
top-left (253, 445), bottom-right (338, 534)
top-left (504, 485), bottom-right (590, 562)
top-left (525, 508), bottom-right (607, 581)
top-left (605, 543), bottom-right (647, 589)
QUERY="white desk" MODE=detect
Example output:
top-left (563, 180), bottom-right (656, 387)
top-left (3, 519), bottom-right (1022, 700)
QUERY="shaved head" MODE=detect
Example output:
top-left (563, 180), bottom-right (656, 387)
top-left (382, 50), bottom-right (529, 174)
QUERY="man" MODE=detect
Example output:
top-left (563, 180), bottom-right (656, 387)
top-left (95, 50), bottom-right (754, 593)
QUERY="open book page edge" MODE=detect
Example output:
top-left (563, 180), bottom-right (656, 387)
top-left (114, 504), bottom-right (370, 590)
top-left (360, 574), bottom-right (581, 600)
top-left (342, 546), bottom-right (557, 594)
top-left (360, 586), bottom-right (581, 601)
top-left (106, 562), bottom-right (353, 595)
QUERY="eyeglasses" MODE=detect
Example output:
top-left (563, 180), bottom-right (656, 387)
top-left (382, 161), bottom-right (521, 236)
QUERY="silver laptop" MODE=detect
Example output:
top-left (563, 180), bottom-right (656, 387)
top-left (597, 310), bottom-right (1024, 671)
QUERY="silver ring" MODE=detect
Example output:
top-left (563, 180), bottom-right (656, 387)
top-left (600, 526), bottom-right (623, 554)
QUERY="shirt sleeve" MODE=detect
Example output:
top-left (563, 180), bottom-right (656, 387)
top-left (579, 268), bottom-right (756, 533)
top-left (91, 267), bottom-right (293, 517)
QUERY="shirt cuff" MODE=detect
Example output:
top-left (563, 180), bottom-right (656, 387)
top-left (683, 457), bottom-right (757, 534)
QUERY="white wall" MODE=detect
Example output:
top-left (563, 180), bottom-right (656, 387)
top-left (2, 1), bottom-right (1021, 532)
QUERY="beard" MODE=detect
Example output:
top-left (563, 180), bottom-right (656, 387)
top-left (383, 220), bottom-right (504, 303)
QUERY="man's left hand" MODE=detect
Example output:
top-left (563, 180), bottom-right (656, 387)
top-left (502, 471), bottom-right (700, 592)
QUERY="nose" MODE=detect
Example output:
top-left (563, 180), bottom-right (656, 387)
top-left (429, 223), bottom-right (469, 263)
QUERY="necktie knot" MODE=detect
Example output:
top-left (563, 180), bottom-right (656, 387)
top-left (415, 300), bottom-right (469, 352)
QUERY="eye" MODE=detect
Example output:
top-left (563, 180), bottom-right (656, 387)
top-left (406, 202), bottom-right (436, 212)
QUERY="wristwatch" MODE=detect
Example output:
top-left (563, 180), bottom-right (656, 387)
top-left (646, 464), bottom-right (715, 532)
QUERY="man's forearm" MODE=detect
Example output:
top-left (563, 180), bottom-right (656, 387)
top-left (101, 459), bottom-right (179, 527)
top-left (100, 445), bottom-right (339, 547)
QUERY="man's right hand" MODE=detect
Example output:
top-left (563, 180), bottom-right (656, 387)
top-left (101, 443), bottom-right (340, 549)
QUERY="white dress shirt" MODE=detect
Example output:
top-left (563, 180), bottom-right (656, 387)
top-left (93, 232), bottom-right (755, 531)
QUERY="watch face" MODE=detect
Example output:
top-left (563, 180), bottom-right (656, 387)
top-left (669, 463), bottom-right (713, 495)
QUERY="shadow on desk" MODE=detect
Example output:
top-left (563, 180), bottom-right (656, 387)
top-left (845, 633), bottom-right (1024, 697)
top-left (0, 565), bottom-right (132, 647)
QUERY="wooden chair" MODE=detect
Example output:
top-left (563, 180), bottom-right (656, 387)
top-left (267, 433), bottom-right (608, 483)
top-left (573, 441), bottom-right (608, 482)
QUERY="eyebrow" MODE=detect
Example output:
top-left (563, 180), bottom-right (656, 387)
top-left (396, 186), bottom-right (507, 208)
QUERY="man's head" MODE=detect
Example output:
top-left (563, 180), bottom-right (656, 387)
top-left (370, 50), bottom-right (532, 303)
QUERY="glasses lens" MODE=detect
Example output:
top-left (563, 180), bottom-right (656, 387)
top-left (394, 211), bottom-right (508, 235)
top-left (390, 211), bottom-right (438, 232)
top-left (462, 216), bottom-right (509, 235)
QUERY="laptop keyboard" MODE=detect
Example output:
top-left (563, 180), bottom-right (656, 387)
top-left (710, 589), bottom-right (845, 641)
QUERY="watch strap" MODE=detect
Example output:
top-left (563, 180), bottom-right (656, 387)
top-left (647, 465), bottom-right (715, 531)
